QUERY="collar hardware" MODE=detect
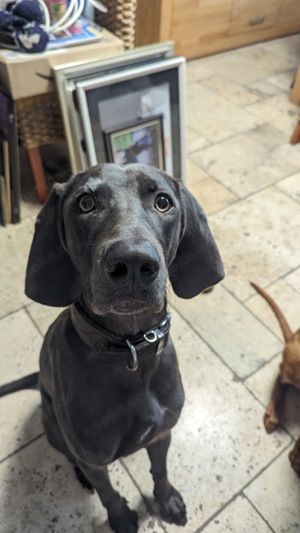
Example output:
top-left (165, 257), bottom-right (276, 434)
top-left (125, 339), bottom-right (139, 372)
top-left (73, 302), bottom-right (171, 371)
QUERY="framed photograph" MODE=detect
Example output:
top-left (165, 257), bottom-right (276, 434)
top-left (104, 115), bottom-right (165, 169)
top-left (54, 43), bottom-right (186, 181)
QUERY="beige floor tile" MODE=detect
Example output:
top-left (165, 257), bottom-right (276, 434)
top-left (190, 134), bottom-right (296, 198)
top-left (202, 47), bottom-right (295, 85)
top-left (0, 310), bottom-right (42, 387)
top-left (186, 60), bottom-right (215, 84)
top-left (201, 495), bottom-right (272, 532)
top-left (261, 35), bottom-right (300, 65)
top-left (245, 354), bottom-right (300, 440)
top-left (273, 143), bottom-right (300, 168)
top-left (246, 80), bottom-right (285, 100)
top-left (186, 83), bottom-right (264, 143)
top-left (0, 436), bottom-right (164, 533)
top-left (201, 76), bottom-right (261, 107)
top-left (245, 123), bottom-right (288, 152)
top-left (189, 177), bottom-right (238, 215)
top-left (245, 279), bottom-right (300, 339)
top-left (0, 217), bottom-right (35, 317)
top-left (170, 285), bottom-right (282, 378)
top-left (187, 128), bottom-right (210, 154)
top-left (246, 94), bottom-right (299, 136)
top-left (26, 302), bottom-right (66, 336)
top-left (186, 159), bottom-right (210, 187)
top-left (0, 392), bottom-right (42, 462)
top-left (267, 71), bottom-right (295, 92)
top-left (244, 447), bottom-right (300, 533)
top-left (285, 267), bottom-right (300, 294)
top-left (276, 171), bottom-right (300, 202)
top-left (123, 310), bottom-right (290, 531)
top-left (209, 187), bottom-right (300, 301)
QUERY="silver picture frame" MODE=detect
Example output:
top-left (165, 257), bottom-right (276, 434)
top-left (54, 42), bottom-right (186, 181)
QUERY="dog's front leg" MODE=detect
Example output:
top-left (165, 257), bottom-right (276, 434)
top-left (264, 375), bottom-right (288, 433)
top-left (147, 432), bottom-right (187, 526)
top-left (77, 462), bottom-right (138, 533)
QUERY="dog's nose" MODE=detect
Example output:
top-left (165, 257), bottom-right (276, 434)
top-left (105, 241), bottom-right (160, 285)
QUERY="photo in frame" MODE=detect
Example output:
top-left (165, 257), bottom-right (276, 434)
top-left (98, 85), bottom-right (171, 174)
top-left (104, 115), bottom-right (165, 169)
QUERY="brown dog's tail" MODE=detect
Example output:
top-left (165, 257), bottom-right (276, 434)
top-left (250, 282), bottom-right (293, 342)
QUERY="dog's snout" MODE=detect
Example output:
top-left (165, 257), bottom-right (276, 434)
top-left (105, 242), bottom-right (160, 286)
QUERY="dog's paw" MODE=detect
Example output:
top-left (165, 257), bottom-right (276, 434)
top-left (156, 486), bottom-right (187, 526)
top-left (263, 402), bottom-right (279, 434)
top-left (109, 507), bottom-right (138, 533)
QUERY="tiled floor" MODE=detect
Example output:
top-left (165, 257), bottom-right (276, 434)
top-left (1, 34), bottom-right (300, 532)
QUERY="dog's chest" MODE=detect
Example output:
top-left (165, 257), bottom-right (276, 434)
top-left (70, 374), bottom-right (182, 461)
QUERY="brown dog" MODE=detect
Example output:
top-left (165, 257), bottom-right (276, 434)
top-left (251, 282), bottom-right (300, 475)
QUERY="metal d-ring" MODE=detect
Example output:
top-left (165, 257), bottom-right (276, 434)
top-left (125, 339), bottom-right (138, 371)
top-left (143, 330), bottom-right (158, 343)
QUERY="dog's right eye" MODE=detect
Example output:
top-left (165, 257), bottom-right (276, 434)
top-left (78, 195), bottom-right (95, 213)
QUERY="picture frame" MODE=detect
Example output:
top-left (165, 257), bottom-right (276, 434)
top-left (103, 115), bottom-right (165, 170)
top-left (54, 43), bottom-right (186, 181)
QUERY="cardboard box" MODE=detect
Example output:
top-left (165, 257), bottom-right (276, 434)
top-left (0, 29), bottom-right (123, 100)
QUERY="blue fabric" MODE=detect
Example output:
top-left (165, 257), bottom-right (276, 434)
top-left (0, 0), bottom-right (49, 52)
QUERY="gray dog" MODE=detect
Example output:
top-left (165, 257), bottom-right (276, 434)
top-left (1, 164), bottom-right (224, 532)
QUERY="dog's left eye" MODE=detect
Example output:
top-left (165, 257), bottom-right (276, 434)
top-left (155, 194), bottom-right (172, 213)
top-left (78, 195), bottom-right (95, 213)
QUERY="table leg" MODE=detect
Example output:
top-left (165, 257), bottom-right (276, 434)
top-left (26, 147), bottom-right (48, 204)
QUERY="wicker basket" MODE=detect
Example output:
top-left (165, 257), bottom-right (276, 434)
top-left (17, 93), bottom-right (64, 149)
top-left (95, 0), bottom-right (137, 49)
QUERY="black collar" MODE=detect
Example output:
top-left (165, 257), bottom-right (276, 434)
top-left (71, 301), bottom-right (171, 372)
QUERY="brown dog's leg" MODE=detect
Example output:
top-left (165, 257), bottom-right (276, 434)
top-left (78, 462), bottom-right (138, 533)
top-left (289, 437), bottom-right (300, 477)
top-left (264, 376), bottom-right (288, 434)
top-left (147, 432), bottom-right (187, 526)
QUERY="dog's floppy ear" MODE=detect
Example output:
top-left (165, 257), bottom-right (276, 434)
top-left (169, 185), bottom-right (224, 298)
top-left (25, 183), bottom-right (80, 306)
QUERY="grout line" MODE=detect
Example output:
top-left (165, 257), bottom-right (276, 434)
top-left (0, 305), bottom-right (30, 322)
top-left (274, 181), bottom-right (300, 205)
top-left (242, 349), bottom-right (282, 383)
top-left (171, 302), bottom-right (243, 383)
top-left (243, 493), bottom-right (276, 532)
top-left (195, 442), bottom-right (292, 532)
top-left (240, 440), bottom-right (293, 494)
top-left (221, 284), bottom-right (284, 345)
top-left (0, 433), bottom-right (45, 466)
top-left (23, 305), bottom-right (45, 338)
top-left (171, 285), bottom-right (282, 385)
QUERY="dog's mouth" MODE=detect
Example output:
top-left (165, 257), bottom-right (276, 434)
top-left (92, 297), bottom-right (165, 316)
top-left (109, 299), bottom-right (150, 315)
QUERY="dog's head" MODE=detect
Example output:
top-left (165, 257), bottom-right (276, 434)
top-left (25, 164), bottom-right (224, 314)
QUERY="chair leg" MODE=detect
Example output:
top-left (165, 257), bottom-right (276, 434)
top-left (26, 147), bottom-right (48, 203)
